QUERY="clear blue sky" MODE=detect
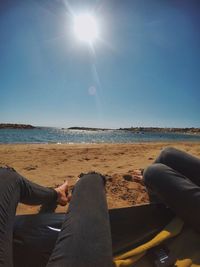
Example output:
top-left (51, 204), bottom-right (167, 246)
top-left (1, 0), bottom-right (200, 128)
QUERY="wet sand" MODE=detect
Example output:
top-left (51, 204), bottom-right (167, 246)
top-left (0, 142), bottom-right (200, 214)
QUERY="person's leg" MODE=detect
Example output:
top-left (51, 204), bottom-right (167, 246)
top-left (0, 167), bottom-right (58, 267)
top-left (155, 147), bottom-right (200, 186)
top-left (47, 173), bottom-right (113, 267)
top-left (143, 163), bottom-right (200, 232)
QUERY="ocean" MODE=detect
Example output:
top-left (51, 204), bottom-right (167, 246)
top-left (0, 128), bottom-right (200, 144)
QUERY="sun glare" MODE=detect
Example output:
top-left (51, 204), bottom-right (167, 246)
top-left (73, 13), bottom-right (99, 44)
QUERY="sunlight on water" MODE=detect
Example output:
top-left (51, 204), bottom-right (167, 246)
top-left (0, 128), bottom-right (200, 144)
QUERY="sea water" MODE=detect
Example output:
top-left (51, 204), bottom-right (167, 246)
top-left (0, 128), bottom-right (200, 144)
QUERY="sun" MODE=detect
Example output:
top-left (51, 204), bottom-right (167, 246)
top-left (73, 13), bottom-right (99, 44)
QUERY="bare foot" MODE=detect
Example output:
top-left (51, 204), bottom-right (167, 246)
top-left (55, 180), bottom-right (71, 206)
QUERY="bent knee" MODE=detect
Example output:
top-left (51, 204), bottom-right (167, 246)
top-left (77, 172), bottom-right (105, 187)
top-left (143, 163), bottom-right (168, 188)
top-left (156, 147), bottom-right (178, 163)
top-left (0, 166), bottom-right (21, 185)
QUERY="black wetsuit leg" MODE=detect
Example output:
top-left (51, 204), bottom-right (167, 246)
top-left (154, 147), bottom-right (200, 186)
top-left (0, 167), bottom-right (57, 267)
top-left (47, 173), bottom-right (113, 267)
top-left (143, 147), bottom-right (200, 232)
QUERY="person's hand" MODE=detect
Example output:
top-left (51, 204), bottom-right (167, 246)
top-left (55, 180), bottom-right (72, 206)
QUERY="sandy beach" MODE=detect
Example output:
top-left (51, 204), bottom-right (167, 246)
top-left (0, 142), bottom-right (200, 214)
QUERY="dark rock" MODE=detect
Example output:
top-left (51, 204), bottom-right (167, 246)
top-left (123, 174), bottom-right (133, 181)
top-left (24, 165), bottom-right (38, 171)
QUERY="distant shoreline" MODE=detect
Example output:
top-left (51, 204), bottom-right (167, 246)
top-left (119, 127), bottom-right (200, 135)
top-left (68, 126), bottom-right (200, 135)
top-left (1, 124), bottom-right (200, 135)
top-left (0, 123), bottom-right (36, 129)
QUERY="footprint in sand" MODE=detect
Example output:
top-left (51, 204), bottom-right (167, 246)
top-left (92, 164), bottom-right (98, 167)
